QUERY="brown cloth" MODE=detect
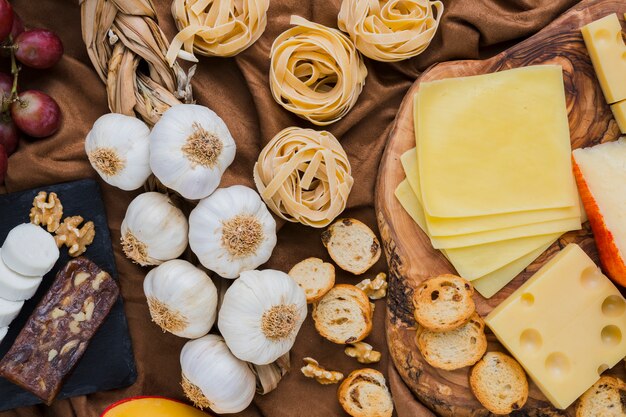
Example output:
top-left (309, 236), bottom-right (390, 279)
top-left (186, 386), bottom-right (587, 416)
top-left (0, 0), bottom-right (578, 416)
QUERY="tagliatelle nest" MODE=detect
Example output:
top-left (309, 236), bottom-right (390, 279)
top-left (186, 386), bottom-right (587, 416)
top-left (253, 127), bottom-right (354, 228)
top-left (167, 0), bottom-right (270, 62)
top-left (338, 0), bottom-right (444, 62)
top-left (269, 16), bottom-right (367, 126)
top-left (80, 0), bottom-right (194, 125)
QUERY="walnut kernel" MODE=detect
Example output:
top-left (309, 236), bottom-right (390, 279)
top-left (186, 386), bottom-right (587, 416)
top-left (30, 191), bottom-right (63, 232)
top-left (55, 216), bottom-right (96, 257)
top-left (301, 357), bottom-right (344, 385)
top-left (356, 272), bottom-right (388, 300)
top-left (345, 342), bottom-right (382, 364)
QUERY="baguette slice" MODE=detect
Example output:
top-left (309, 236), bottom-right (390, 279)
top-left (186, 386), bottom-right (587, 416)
top-left (413, 274), bottom-right (475, 332)
top-left (313, 284), bottom-right (372, 344)
top-left (470, 352), bottom-right (529, 415)
top-left (576, 375), bottom-right (626, 417)
top-left (288, 258), bottom-right (335, 303)
top-left (321, 218), bottom-right (381, 275)
top-left (416, 312), bottom-right (487, 371)
top-left (338, 368), bottom-right (393, 417)
top-left (573, 139), bottom-right (626, 287)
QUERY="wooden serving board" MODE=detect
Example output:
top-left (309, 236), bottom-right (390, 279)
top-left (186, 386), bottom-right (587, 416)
top-left (376, 1), bottom-right (625, 416)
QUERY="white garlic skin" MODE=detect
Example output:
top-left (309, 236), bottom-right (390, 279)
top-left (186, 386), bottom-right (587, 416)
top-left (85, 113), bottom-right (151, 191)
top-left (188, 185), bottom-right (277, 279)
top-left (218, 269), bottom-right (307, 365)
top-left (121, 192), bottom-right (188, 266)
top-left (149, 104), bottom-right (236, 200)
top-left (143, 259), bottom-right (218, 338)
top-left (180, 334), bottom-right (256, 414)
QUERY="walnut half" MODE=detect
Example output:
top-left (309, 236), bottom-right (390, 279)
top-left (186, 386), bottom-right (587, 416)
top-left (356, 272), bottom-right (388, 300)
top-left (301, 357), bottom-right (344, 385)
top-left (54, 216), bottom-right (96, 257)
top-left (345, 342), bottom-right (382, 364)
top-left (30, 191), bottom-right (63, 232)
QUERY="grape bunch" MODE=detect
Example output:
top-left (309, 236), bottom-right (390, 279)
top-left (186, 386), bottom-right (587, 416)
top-left (0, 0), bottom-right (63, 184)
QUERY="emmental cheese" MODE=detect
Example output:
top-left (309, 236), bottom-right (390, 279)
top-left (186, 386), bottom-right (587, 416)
top-left (486, 244), bottom-right (626, 409)
top-left (581, 14), bottom-right (626, 104)
top-left (610, 99), bottom-right (626, 133)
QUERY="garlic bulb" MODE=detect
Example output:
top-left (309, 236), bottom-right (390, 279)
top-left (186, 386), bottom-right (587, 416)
top-left (180, 334), bottom-right (256, 413)
top-left (121, 192), bottom-right (188, 266)
top-left (149, 104), bottom-right (236, 200)
top-left (143, 259), bottom-right (218, 338)
top-left (218, 269), bottom-right (307, 365)
top-left (188, 185), bottom-right (277, 278)
top-left (85, 113), bottom-right (151, 191)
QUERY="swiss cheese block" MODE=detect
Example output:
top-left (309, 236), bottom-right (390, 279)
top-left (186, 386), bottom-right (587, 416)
top-left (610, 100), bottom-right (626, 134)
top-left (581, 14), bottom-right (626, 104)
top-left (485, 244), bottom-right (626, 409)
top-left (401, 148), bottom-right (581, 236)
top-left (417, 65), bottom-right (577, 218)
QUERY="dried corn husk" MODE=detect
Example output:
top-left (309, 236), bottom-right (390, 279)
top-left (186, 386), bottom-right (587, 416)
top-left (80, 0), bottom-right (194, 125)
top-left (250, 352), bottom-right (291, 394)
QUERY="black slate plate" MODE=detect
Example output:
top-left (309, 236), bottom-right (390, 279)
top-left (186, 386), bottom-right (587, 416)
top-left (0, 179), bottom-right (137, 411)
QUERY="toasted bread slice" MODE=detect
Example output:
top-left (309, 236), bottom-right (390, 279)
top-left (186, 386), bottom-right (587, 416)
top-left (321, 218), bottom-right (381, 275)
top-left (288, 258), bottom-right (335, 303)
top-left (416, 312), bottom-right (486, 371)
top-left (338, 368), bottom-right (393, 417)
top-left (313, 284), bottom-right (372, 344)
top-left (413, 274), bottom-right (475, 332)
top-left (470, 352), bottom-right (529, 415)
top-left (576, 375), bottom-right (626, 417)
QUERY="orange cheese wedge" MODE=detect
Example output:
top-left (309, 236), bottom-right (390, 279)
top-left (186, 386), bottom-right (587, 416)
top-left (101, 397), bottom-right (211, 417)
top-left (572, 139), bottom-right (626, 287)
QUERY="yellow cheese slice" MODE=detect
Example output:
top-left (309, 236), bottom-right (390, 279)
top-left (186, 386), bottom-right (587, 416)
top-left (610, 99), bottom-right (626, 134)
top-left (395, 180), bottom-right (561, 279)
top-left (416, 65), bottom-right (577, 218)
top-left (401, 148), bottom-right (580, 236)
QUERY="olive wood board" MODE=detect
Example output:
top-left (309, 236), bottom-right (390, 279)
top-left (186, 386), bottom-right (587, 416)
top-left (375, 1), bottom-right (626, 416)
top-left (0, 179), bottom-right (137, 411)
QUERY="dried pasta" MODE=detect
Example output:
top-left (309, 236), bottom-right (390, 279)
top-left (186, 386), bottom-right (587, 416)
top-left (253, 127), bottom-right (354, 228)
top-left (269, 16), bottom-right (367, 126)
top-left (338, 0), bottom-right (444, 62)
top-left (167, 0), bottom-right (270, 63)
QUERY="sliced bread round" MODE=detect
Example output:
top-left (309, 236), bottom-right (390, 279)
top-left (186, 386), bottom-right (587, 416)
top-left (576, 376), bottom-right (626, 417)
top-left (413, 274), bottom-right (475, 332)
top-left (288, 257), bottom-right (335, 303)
top-left (416, 312), bottom-right (487, 371)
top-left (338, 368), bottom-right (394, 417)
top-left (313, 284), bottom-right (373, 344)
top-left (321, 218), bottom-right (381, 275)
top-left (470, 352), bottom-right (529, 415)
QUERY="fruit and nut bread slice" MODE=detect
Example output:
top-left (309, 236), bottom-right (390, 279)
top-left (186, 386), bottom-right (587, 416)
top-left (313, 284), bottom-right (373, 344)
top-left (470, 352), bottom-right (529, 415)
top-left (288, 257), bottom-right (335, 303)
top-left (338, 368), bottom-right (393, 417)
top-left (576, 376), bottom-right (626, 417)
top-left (413, 274), bottom-right (475, 332)
top-left (321, 218), bottom-right (381, 275)
top-left (416, 312), bottom-right (487, 371)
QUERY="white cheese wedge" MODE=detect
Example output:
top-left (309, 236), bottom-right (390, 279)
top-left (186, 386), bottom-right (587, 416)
top-left (0, 326), bottom-right (7, 344)
top-left (0, 297), bottom-right (23, 328)
top-left (0, 249), bottom-right (44, 301)
top-left (1, 223), bottom-right (59, 277)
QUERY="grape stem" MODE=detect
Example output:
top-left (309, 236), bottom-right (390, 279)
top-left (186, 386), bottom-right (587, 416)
top-left (1, 36), bottom-right (19, 114)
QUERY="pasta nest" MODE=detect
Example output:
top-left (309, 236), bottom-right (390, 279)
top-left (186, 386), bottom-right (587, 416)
top-left (253, 127), bottom-right (354, 228)
top-left (338, 0), bottom-right (444, 62)
top-left (269, 16), bottom-right (367, 126)
top-left (167, 0), bottom-right (270, 63)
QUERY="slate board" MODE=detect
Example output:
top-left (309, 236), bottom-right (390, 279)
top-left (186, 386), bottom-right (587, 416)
top-left (0, 179), bottom-right (137, 411)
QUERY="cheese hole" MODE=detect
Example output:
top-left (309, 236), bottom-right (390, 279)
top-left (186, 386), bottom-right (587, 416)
top-left (580, 266), bottom-right (603, 289)
top-left (520, 293), bottom-right (534, 307)
top-left (598, 364), bottom-right (609, 375)
top-left (600, 325), bottom-right (622, 346)
top-left (545, 352), bottom-right (570, 379)
top-left (601, 295), bottom-right (626, 317)
top-left (593, 29), bottom-right (611, 42)
top-left (520, 329), bottom-right (542, 352)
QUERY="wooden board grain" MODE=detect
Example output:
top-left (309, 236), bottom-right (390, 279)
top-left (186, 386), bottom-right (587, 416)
top-left (376, 1), bottom-right (626, 416)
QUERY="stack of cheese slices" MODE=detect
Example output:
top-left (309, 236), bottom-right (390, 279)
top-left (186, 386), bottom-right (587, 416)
top-left (396, 65), bottom-right (583, 298)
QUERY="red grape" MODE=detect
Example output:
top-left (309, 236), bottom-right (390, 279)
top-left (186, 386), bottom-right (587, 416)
top-left (10, 12), bottom-right (24, 39)
top-left (0, 116), bottom-right (18, 155)
top-left (0, 144), bottom-right (7, 184)
top-left (0, 72), bottom-right (11, 100)
top-left (10, 90), bottom-right (61, 138)
top-left (14, 29), bottom-right (63, 69)
top-left (0, 0), bottom-right (13, 42)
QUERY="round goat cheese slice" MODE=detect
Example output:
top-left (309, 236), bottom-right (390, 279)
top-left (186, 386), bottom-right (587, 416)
top-left (0, 296), bottom-right (24, 327)
top-left (0, 248), bottom-right (44, 301)
top-left (1, 223), bottom-right (59, 277)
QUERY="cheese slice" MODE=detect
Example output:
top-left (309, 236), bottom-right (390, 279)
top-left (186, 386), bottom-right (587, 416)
top-left (417, 65), bottom-right (577, 218)
top-left (581, 13), bottom-right (626, 104)
top-left (610, 99), bottom-right (626, 134)
top-left (401, 148), bottom-right (580, 236)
